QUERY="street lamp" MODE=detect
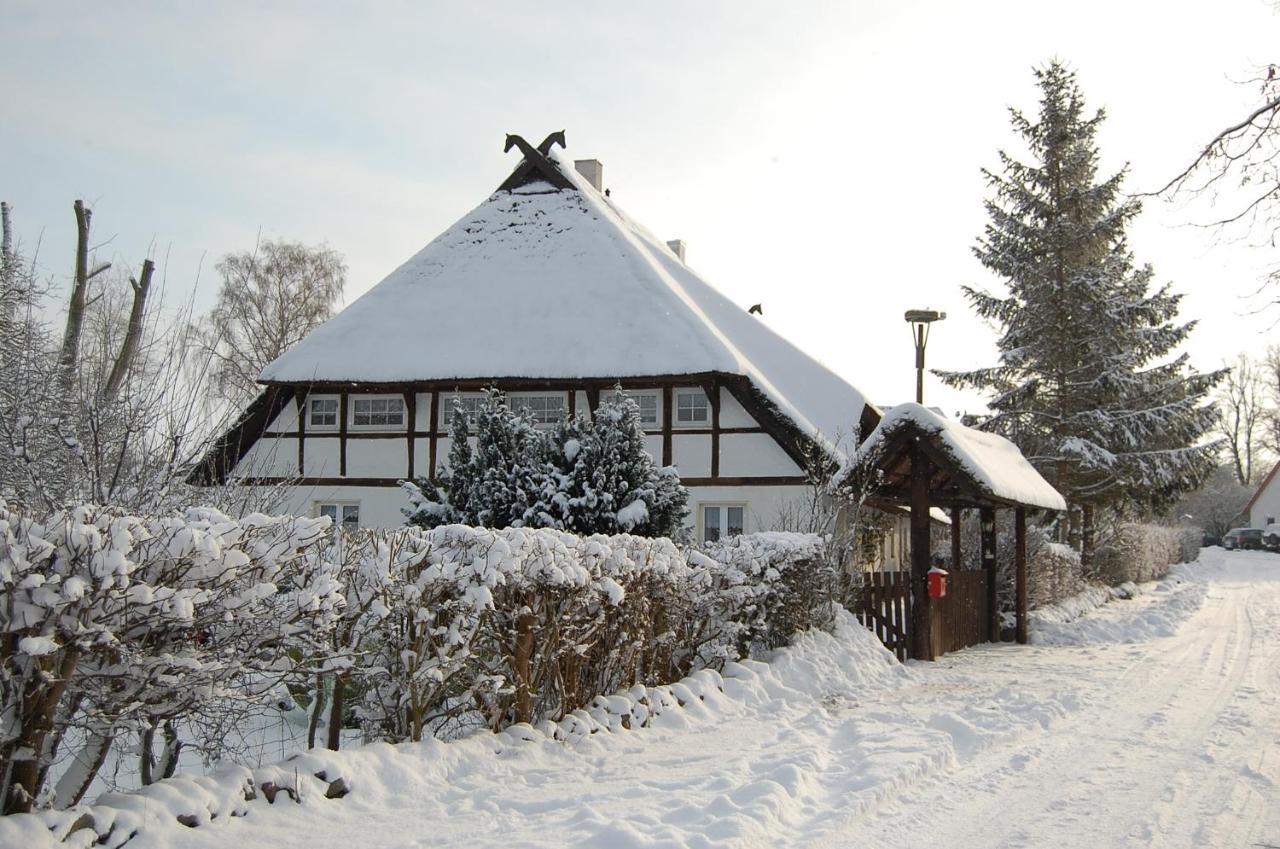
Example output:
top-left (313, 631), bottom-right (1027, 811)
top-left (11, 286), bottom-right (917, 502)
top-left (904, 309), bottom-right (946, 405)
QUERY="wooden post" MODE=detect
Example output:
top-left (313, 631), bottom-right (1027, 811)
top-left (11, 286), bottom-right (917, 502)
top-left (404, 391), bottom-right (416, 480)
top-left (950, 506), bottom-right (962, 570)
top-left (980, 506), bottom-right (999, 642)
top-left (1015, 507), bottom-right (1028, 645)
top-left (338, 391), bottom-right (349, 477)
top-left (709, 379), bottom-right (721, 479)
top-left (909, 441), bottom-right (933, 661)
top-left (427, 390), bottom-right (440, 482)
top-left (661, 385), bottom-right (673, 466)
top-left (297, 391), bottom-right (307, 475)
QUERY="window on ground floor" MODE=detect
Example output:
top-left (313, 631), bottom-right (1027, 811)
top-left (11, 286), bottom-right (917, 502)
top-left (316, 501), bottom-right (360, 531)
top-left (701, 503), bottom-right (745, 543)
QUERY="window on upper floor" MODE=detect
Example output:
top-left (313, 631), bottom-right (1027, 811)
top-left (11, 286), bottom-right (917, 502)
top-left (675, 389), bottom-right (709, 427)
top-left (510, 393), bottom-right (566, 427)
top-left (441, 394), bottom-right (485, 429)
top-left (351, 396), bottom-right (406, 429)
top-left (307, 396), bottom-right (339, 430)
top-left (620, 391), bottom-right (659, 426)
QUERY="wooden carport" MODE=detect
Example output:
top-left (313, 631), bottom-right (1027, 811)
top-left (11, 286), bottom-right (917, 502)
top-left (844, 404), bottom-right (1066, 661)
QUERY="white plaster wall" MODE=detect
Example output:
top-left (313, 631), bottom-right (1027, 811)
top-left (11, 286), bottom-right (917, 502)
top-left (346, 439), bottom-right (410, 478)
top-left (672, 433), bottom-right (712, 478)
top-left (1250, 474), bottom-right (1280, 527)
top-left (643, 435), bottom-right (664, 465)
top-left (413, 440), bottom-right (430, 478)
top-left (717, 389), bottom-right (754, 428)
top-left (685, 484), bottom-right (810, 536)
top-left (276, 484), bottom-right (409, 528)
top-left (231, 436), bottom-right (298, 478)
top-left (719, 433), bottom-right (801, 477)
top-left (266, 399), bottom-right (300, 433)
top-left (414, 393), bottom-right (431, 429)
top-left (302, 438), bottom-right (340, 477)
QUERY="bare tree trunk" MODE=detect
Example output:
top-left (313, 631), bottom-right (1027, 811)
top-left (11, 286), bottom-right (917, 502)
top-left (307, 673), bottom-right (327, 750)
top-left (158, 721), bottom-right (182, 780)
top-left (325, 672), bottom-right (347, 751)
top-left (0, 200), bottom-right (11, 261)
top-left (2, 647), bottom-right (82, 815)
top-left (139, 722), bottom-right (157, 787)
top-left (1081, 503), bottom-right (1095, 576)
top-left (512, 611), bottom-right (536, 726)
top-left (54, 726), bottom-right (113, 808)
top-left (103, 259), bottom-right (155, 401)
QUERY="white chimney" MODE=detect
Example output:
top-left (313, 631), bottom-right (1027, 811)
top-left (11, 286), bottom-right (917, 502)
top-left (666, 239), bottom-right (687, 263)
top-left (574, 159), bottom-right (604, 192)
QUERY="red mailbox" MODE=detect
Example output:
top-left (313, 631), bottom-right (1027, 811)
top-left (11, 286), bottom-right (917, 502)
top-left (928, 568), bottom-right (948, 599)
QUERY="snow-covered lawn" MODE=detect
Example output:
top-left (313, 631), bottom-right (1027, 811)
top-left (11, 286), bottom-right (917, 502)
top-left (8, 548), bottom-right (1278, 849)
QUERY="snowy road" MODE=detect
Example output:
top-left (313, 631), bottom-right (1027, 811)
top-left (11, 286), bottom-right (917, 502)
top-left (826, 548), bottom-right (1280, 849)
top-left (49, 549), bottom-right (1278, 849)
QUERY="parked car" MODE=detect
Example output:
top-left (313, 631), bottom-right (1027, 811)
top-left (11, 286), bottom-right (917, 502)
top-left (1223, 527), bottom-right (1264, 550)
top-left (1201, 531), bottom-right (1222, 548)
top-left (1263, 524), bottom-right (1280, 552)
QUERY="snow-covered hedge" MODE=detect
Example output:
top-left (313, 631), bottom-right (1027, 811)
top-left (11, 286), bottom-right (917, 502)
top-left (1093, 523), bottom-right (1200, 585)
top-left (1, 503), bottom-right (827, 815)
top-left (301, 525), bottom-right (828, 743)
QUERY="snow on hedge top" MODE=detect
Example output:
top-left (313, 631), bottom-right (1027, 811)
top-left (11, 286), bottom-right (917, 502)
top-left (852, 403), bottom-right (1066, 511)
top-left (260, 150), bottom-right (871, 454)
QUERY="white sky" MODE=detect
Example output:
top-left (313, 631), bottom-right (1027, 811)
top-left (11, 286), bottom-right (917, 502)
top-left (3, 1), bottom-right (1277, 416)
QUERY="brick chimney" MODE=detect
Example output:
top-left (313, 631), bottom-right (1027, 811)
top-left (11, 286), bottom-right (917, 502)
top-left (574, 159), bottom-right (603, 192)
top-left (666, 239), bottom-right (687, 263)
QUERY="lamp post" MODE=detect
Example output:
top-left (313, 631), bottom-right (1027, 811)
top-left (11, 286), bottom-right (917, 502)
top-left (904, 309), bottom-right (946, 405)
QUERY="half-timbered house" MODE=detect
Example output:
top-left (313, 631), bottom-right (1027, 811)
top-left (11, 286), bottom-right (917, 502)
top-left (193, 132), bottom-right (882, 541)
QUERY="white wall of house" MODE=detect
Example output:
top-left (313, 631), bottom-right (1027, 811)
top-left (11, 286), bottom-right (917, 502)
top-left (1249, 466), bottom-right (1280, 528)
top-left (228, 383), bottom-right (827, 536)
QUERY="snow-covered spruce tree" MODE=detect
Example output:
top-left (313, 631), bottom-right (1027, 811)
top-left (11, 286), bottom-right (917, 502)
top-left (939, 62), bottom-right (1221, 559)
top-left (540, 391), bottom-right (688, 538)
top-left (404, 390), bottom-right (545, 529)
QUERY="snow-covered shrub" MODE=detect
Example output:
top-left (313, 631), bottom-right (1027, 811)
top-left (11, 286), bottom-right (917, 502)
top-left (403, 390), bottom-right (687, 538)
top-left (0, 502), bottom-right (342, 814)
top-left (1093, 523), bottom-right (1197, 585)
top-left (695, 532), bottom-right (831, 657)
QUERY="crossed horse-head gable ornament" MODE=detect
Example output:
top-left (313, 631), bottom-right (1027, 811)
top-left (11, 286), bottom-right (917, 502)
top-left (497, 130), bottom-right (575, 191)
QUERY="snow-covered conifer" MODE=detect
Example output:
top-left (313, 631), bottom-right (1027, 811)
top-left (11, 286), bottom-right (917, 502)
top-left (939, 62), bottom-right (1222, 555)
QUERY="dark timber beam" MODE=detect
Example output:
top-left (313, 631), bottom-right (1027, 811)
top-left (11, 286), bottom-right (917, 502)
top-left (981, 506), bottom-right (999, 642)
top-left (951, 506), bottom-right (962, 571)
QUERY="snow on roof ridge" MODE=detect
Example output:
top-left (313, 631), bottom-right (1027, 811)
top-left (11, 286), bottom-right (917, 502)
top-left (852, 403), bottom-right (1066, 511)
top-left (259, 139), bottom-right (873, 458)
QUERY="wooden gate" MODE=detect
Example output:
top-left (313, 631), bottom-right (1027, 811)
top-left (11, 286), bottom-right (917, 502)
top-left (931, 570), bottom-right (990, 656)
top-left (856, 569), bottom-right (990, 661)
top-left (855, 571), bottom-right (912, 661)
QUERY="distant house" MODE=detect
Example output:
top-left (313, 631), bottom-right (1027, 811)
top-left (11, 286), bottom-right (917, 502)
top-left (1245, 461), bottom-right (1280, 528)
top-left (192, 133), bottom-right (881, 543)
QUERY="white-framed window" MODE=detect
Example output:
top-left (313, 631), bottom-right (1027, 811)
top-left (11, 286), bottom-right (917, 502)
top-left (350, 395), bottom-right (406, 429)
top-left (306, 395), bottom-right (339, 430)
top-left (619, 390), bottom-right (660, 426)
top-left (510, 393), bottom-right (566, 427)
top-left (316, 501), bottom-right (360, 531)
top-left (441, 393), bottom-right (485, 429)
top-left (675, 389), bottom-right (709, 426)
top-left (701, 503), bottom-right (745, 543)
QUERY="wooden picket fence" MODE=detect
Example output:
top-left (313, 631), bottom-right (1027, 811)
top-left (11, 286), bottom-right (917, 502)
top-left (855, 569), bottom-right (991, 661)
top-left (854, 570), bottom-right (912, 661)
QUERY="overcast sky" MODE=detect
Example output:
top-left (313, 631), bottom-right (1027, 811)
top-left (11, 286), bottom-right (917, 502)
top-left (3, 1), bottom-right (1277, 415)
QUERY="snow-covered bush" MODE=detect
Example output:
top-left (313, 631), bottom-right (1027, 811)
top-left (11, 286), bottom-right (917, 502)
top-left (403, 390), bottom-right (687, 538)
top-left (695, 532), bottom-right (831, 657)
top-left (0, 502), bottom-right (342, 814)
top-left (1093, 523), bottom-right (1199, 585)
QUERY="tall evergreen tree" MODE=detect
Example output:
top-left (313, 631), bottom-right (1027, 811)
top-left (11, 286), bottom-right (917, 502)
top-left (940, 62), bottom-right (1222, 554)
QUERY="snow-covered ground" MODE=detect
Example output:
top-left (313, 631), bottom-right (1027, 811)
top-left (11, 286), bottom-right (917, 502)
top-left (7, 548), bottom-right (1278, 849)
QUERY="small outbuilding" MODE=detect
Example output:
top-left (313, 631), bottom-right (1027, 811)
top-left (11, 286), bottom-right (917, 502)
top-left (842, 404), bottom-right (1066, 661)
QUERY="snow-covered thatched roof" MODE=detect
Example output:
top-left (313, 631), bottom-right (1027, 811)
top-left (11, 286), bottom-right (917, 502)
top-left (848, 403), bottom-right (1066, 511)
top-left (259, 144), bottom-right (874, 456)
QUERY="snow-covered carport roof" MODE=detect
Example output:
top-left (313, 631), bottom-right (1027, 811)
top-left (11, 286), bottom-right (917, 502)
top-left (842, 403), bottom-right (1066, 512)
